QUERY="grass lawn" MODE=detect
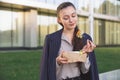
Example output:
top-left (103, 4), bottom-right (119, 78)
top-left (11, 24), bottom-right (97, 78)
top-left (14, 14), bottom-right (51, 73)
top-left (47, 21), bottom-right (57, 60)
top-left (95, 47), bottom-right (120, 73)
top-left (0, 50), bottom-right (41, 80)
top-left (0, 47), bottom-right (120, 80)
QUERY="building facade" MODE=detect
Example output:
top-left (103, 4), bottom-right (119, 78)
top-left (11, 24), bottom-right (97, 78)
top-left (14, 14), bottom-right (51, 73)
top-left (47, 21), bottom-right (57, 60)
top-left (0, 0), bottom-right (120, 49)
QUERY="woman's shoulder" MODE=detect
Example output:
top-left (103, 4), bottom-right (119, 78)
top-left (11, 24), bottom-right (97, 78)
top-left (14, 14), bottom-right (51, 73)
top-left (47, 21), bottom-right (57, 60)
top-left (82, 33), bottom-right (92, 40)
top-left (46, 29), bottom-right (63, 39)
top-left (82, 33), bottom-right (90, 37)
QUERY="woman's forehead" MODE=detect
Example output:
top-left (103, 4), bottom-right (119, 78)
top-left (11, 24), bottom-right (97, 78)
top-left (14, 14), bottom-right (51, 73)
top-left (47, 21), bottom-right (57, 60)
top-left (59, 6), bottom-right (76, 16)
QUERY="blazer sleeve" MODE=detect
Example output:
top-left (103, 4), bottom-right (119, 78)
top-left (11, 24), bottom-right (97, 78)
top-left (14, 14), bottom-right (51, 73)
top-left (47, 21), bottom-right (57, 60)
top-left (87, 34), bottom-right (99, 80)
top-left (81, 33), bottom-right (99, 80)
top-left (40, 35), bottom-right (50, 80)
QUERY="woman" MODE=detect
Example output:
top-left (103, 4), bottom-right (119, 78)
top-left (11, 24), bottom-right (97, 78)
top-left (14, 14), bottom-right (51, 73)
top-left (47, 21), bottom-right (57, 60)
top-left (40, 2), bottom-right (99, 80)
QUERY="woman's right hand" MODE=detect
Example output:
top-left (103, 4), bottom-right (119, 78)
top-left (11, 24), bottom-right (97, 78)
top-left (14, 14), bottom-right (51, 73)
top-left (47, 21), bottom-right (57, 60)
top-left (56, 51), bottom-right (68, 65)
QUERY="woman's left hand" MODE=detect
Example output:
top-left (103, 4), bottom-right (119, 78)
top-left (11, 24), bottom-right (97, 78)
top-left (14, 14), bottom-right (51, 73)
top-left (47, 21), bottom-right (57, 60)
top-left (81, 39), bottom-right (96, 53)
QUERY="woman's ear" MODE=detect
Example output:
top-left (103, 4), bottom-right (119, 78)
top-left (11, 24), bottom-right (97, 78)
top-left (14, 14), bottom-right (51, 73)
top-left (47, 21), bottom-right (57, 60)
top-left (57, 18), bottom-right (61, 24)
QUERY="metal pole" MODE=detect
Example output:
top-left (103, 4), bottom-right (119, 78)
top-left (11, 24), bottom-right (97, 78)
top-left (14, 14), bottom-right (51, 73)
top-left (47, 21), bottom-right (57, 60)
top-left (89, 0), bottom-right (94, 40)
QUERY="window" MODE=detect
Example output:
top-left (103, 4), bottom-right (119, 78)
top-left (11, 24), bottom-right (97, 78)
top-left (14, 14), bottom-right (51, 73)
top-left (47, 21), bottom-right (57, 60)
top-left (0, 8), bottom-right (24, 47)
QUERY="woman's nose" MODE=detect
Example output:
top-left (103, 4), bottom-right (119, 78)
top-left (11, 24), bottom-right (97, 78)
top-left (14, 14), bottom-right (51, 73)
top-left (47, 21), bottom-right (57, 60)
top-left (69, 17), bottom-right (73, 22)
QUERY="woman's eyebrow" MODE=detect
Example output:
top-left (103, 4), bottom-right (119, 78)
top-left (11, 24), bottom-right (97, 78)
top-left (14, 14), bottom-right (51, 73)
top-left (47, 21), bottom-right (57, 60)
top-left (63, 11), bottom-right (76, 16)
top-left (72, 11), bottom-right (77, 14)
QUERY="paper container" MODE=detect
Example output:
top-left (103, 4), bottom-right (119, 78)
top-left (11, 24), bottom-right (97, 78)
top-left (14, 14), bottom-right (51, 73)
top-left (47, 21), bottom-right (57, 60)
top-left (62, 51), bottom-right (87, 63)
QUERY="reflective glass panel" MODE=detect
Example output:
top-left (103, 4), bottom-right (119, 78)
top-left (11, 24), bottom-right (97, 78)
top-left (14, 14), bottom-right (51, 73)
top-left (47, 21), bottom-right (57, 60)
top-left (37, 12), bottom-right (60, 46)
top-left (0, 9), bottom-right (24, 47)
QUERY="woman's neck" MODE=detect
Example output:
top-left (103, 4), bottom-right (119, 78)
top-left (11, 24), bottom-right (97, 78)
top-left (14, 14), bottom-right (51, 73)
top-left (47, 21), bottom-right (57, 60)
top-left (63, 28), bottom-right (74, 34)
top-left (63, 28), bottom-right (74, 42)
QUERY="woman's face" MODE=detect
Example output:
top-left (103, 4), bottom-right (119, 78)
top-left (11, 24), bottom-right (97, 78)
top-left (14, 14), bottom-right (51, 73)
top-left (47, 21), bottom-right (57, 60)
top-left (58, 6), bottom-right (78, 30)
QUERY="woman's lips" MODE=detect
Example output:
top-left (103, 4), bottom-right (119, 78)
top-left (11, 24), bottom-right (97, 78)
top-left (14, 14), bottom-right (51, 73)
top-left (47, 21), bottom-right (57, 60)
top-left (69, 23), bottom-right (75, 26)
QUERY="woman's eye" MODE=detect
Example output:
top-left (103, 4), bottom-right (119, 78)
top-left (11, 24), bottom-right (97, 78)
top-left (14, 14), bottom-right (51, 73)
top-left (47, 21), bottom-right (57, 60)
top-left (72, 16), bottom-right (75, 18)
top-left (72, 14), bottom-right (76, 17)
top-left (63, 17), bottom-right (68, 20)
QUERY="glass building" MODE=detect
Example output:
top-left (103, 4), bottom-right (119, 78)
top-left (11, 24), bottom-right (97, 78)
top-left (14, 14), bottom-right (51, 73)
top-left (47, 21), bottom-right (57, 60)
top-left (0, 0), bottom-right (120, 49)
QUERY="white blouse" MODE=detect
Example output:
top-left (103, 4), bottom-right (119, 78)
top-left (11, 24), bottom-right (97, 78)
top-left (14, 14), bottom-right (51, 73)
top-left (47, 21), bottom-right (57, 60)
top-left (56, 33), bottom-right (90, 80)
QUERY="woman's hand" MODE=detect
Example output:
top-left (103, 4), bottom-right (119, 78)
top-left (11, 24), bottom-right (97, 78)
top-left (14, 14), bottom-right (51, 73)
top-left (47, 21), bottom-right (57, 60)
top-left (56, 51), bottom-right (68, 65)
top-left (82, 39), bottom-right (96, 53)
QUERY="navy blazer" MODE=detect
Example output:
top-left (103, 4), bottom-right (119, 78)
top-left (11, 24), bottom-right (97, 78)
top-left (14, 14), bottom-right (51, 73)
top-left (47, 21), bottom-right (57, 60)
top-left (40, 29), bottom-right (99, 80)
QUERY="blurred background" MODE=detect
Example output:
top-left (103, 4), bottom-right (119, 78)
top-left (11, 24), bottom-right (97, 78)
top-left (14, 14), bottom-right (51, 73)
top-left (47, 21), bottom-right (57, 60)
top-left (0, 0), bottom-right (120, 80)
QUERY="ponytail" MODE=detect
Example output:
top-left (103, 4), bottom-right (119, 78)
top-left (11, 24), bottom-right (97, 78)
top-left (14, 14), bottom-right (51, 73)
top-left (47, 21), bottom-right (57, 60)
top-left (72, 27), bottom-right (83, 51)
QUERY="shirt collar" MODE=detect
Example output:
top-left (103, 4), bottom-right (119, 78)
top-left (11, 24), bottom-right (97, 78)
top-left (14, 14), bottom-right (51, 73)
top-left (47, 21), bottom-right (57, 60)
top-left (61, 33), bottom-right (72, 45)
